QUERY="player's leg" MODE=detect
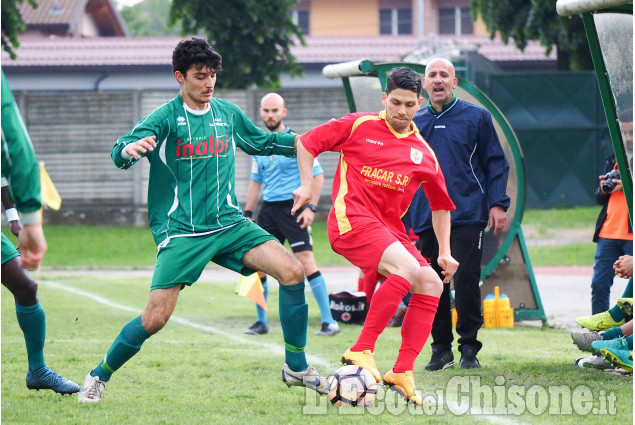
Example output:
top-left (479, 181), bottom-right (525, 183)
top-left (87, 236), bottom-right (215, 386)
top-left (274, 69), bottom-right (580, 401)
top-left (1, 234), bottom-right (79, 395)
top-left (591, 238), bottom-right (621, 315)
top-left (295, 250), bottom-right (339, 335)
top-left (417, 228), bottom-right (454, 370)
top-left (246, 204), bottom-right (284, 334)
top-left (377, 241), bottom-right (440, 406)
top-left (243, 240), bottom-right (307, 368)
top-left (279, 206), bottom-right (337, 335)
top-left (242, 239), bottom-right (328, 393)
top-left (79, 235), bottom-right (210, 403)
top-left (78, 286), bottom-right (181, 403)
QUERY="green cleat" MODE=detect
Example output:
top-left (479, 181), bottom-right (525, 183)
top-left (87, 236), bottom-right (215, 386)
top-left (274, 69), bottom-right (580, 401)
top-left (591, 336), bottom-right (629, 355)
top-left (617, 298), bottom-right (633, 316)
top-left (576, 311), bottom-right (625, 331)
top-left (599, 338), bottom-right (633, 373)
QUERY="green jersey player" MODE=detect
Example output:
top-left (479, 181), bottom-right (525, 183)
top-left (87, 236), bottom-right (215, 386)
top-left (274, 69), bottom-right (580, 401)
top-left (1, 70), bottom-right (80, 395)
top-left (78, 38), bottom-right (329, 403)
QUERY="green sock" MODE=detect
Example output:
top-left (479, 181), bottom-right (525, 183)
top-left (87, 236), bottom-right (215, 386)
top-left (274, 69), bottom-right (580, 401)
top-left (92, 316), bottom-right (150, 382)
top-left (609, 305), bottom-right (626, 322)
top-left (622, 279), bottom-right (633, 298)
top-left (601, 327), bottom-right (624, 340)
top-left (15, 301), bottom-right (46, 371)
top-left (278, 282), bottom-right (308, 372)
top-left (627, 335), bottom-right (633, 350)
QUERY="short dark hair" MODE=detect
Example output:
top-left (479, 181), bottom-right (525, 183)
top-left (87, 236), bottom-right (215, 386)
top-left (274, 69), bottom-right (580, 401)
top-left (385, 67), bottom-right (422, 96)
top-left (172, 38), bottom-right (223, 76)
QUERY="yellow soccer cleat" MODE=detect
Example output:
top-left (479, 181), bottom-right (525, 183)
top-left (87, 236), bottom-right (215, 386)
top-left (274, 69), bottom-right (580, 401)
top-left (617, 298), bottom-right (633, 316)
top-left (383, 369), bottom-right (423, 406)
top-left (342, 348), bottom-right (381, 383)
top-left (576, 311), bottom-right (625, 331)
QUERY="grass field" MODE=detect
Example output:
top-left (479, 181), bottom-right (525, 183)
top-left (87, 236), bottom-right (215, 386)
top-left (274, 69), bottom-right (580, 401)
top-left (3, 206), bottom-right (601, 269)
top-left (2, 271), bottom-right (632, 424)
top-left (3, 206), bottom-right (631, 423)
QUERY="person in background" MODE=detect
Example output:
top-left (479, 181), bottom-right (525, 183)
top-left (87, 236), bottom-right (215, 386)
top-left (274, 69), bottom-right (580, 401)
top-left (408, 58), bottom-right (510, 370)
top-left (1, 69), bottom-right (80, 395)
top-left (581, 109), bottom-right (633, 323)
top-left (243, 93), bottom-right (339, 337)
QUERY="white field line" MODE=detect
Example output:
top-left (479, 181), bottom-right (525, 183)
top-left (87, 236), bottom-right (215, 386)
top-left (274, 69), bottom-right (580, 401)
top-left (42, 279), bottom-right (518, 425)
top-left (42, 279), bottom-right (335, 371)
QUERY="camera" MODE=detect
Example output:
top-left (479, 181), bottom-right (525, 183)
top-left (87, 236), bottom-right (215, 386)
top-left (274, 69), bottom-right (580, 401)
top-left (601, 169), bottom-right (620, 192)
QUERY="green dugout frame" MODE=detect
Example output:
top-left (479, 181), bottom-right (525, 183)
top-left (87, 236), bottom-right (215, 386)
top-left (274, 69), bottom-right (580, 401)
top-left (323, 60), bottom-right (547, 325)
top-left (557, 0), bottom-right (633, 223)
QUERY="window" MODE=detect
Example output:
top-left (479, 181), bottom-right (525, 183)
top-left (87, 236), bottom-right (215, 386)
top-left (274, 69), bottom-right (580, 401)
top-left (438, 8), bottom-right (455, 34)
top-left (379, 8), bottom-right (412, 35)
top-left (460, 8), bottom-right (473, 35)
top-left (397, 9), bottom-right (412, 35)
top-left (438, 7), bottom-right (473, 35)
top-left (291, 10), bottom-right (310, 35)
top-left (380, 9), bottom-right (392, 35)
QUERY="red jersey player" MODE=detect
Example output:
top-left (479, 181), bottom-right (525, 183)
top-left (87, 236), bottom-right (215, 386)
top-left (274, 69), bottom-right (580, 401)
top-left (292, 67), bottom-right (458, 406)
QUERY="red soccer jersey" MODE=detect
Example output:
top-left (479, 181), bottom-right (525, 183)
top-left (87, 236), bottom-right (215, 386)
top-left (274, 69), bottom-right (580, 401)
top-left (300, 111), bottom-right (456, 240)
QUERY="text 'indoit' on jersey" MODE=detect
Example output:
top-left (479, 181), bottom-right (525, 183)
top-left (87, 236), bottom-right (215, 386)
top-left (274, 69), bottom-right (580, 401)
top-left (176, 135), bottom-right (230, 159)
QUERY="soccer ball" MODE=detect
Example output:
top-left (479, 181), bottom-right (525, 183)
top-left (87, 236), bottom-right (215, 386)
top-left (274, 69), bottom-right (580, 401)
top-left (328, 365), bottom-right (377, 407)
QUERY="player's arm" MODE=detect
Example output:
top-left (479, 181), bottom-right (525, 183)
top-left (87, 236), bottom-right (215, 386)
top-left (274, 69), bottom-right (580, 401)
top-left (2, 71), bottom-right (47, 269)
top-left (2, 184), bottom-right (22, 237)
top-left (291, 140), bottom-right (316, 215)
top-left (244, 180), bottom-right (262, 221)
top-left (296, 172), bottom-right (323, 229)
top-left (231, 106), bottom-right (296, 157)
top-left (431, 209), bottom-right (458, 283)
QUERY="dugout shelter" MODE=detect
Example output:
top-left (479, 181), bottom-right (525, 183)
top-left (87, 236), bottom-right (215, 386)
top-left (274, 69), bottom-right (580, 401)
top-left (557, 0), bottom-right (633, 222)
top-left (322, 59), bottom-right (548, 325)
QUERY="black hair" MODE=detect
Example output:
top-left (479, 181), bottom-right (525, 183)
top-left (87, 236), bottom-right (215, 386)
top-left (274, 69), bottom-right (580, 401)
top-left (172, 38), bottom-right (223, 77)
top-left (385, 67), bottom-right (422, 96)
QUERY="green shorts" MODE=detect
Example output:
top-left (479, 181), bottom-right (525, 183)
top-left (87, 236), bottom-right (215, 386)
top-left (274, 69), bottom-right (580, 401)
top-left (151, 220), bottom-right (276, 290)
top-left (1, 232), bottom-right (20, 265)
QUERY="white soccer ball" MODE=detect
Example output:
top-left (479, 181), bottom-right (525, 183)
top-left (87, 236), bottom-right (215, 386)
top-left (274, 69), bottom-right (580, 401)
top-left (327, 365), bottom-right (377, 407)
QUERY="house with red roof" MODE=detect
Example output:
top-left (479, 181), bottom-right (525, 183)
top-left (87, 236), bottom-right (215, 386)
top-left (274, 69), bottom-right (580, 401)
top-left (2, 0), bottom-right (556, 91)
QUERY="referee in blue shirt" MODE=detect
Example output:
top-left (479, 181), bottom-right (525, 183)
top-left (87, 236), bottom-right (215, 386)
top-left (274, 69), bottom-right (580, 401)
top-left (243, 93), bottom-right (339, 337)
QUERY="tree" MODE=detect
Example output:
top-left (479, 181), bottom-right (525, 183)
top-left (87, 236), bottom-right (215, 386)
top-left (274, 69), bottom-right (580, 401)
top-left (168, 0), bottom-right (304, 88)
top-left (1, 0), bottom-right (38, 59)
top-left (121, 0), bottom-right (182, 37)
top-left (470, 0), bottom-right (593, 70)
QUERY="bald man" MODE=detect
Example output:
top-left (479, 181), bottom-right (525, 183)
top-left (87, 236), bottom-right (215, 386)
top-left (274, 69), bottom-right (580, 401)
top-left (243, 93), bottom-right (339, 337)
top-left (406, 58), bottom-right (510, 370)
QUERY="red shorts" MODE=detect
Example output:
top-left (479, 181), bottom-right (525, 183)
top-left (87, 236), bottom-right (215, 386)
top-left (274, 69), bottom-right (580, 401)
top-left (328, 218), bottom-right (429, 284)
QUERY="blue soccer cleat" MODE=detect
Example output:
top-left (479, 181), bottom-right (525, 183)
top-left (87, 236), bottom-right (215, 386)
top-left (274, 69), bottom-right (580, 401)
top-left (26, 366), bottom-right (80, 395)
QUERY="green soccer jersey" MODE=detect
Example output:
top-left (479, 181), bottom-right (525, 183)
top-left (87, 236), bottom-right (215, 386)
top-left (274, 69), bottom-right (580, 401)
top-left (1, 70), bottom-right (42, 225)
top-left (111, 95), bottom-right (296, 246)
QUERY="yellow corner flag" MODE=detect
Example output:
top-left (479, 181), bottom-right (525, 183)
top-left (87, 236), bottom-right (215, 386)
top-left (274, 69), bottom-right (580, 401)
top-left (236, 273), bottom-right (267, 311)
top-left (39, 162), bottom-right (61, 210)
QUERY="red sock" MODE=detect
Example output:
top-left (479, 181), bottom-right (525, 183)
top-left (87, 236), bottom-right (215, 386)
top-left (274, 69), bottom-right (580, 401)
top-left (393, 293), bottom-right (439, 373)
top-left (351, 274), bottom-right (411, 352)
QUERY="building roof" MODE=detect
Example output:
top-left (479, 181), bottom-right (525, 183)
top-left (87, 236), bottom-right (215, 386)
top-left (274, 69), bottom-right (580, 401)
top-left (1, 34), bottom-right (555, 69)
top-left (20, 0), bottom-right (127, 36)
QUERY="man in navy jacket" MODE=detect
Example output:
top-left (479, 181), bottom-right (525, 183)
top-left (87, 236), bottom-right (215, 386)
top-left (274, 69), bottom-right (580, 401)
top-left (408, 58), bottom-right (510, 370)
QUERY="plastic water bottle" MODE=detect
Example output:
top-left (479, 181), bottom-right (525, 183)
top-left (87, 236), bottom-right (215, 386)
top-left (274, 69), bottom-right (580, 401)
top-left (482, 294), bottom-right (496, 328)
